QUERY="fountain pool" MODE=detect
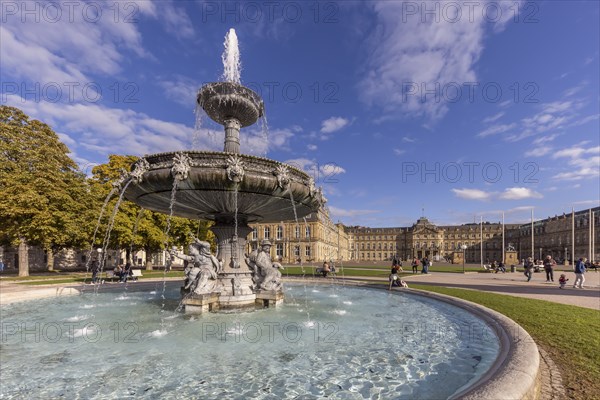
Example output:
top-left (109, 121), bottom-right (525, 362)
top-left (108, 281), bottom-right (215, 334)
top-left (0, 283), bottom-right (499, 399)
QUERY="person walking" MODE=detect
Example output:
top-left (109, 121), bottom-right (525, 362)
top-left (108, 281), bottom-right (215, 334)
top-left (524, 257), bottom-right (534, 282)
top-left (91, 260), bottom-right (99, 284)
top-left (573, 257), bottom-right (587, 289)
top-left (543, 255), bottom-right (556, 282)
top-left (411, 258), bottom-right (419, 274)
top-left (421, 257), bottom-right (429, 274)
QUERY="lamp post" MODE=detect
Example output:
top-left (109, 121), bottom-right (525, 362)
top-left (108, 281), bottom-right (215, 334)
top-left (461, 244), bottom-right (468, 274)
top-left (96, 248), bottom-right (102, 271)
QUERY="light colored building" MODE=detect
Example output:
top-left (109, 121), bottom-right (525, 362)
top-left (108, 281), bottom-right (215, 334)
top-left (3, 207), bottom-right (597, 270)
top-left (247, 207), bottom-right (351, 264)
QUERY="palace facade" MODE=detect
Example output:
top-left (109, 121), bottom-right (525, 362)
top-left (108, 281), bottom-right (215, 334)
top-left (2, 207), bottom-right (598, 270)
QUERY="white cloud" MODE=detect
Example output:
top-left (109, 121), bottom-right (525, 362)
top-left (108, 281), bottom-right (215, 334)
top-left (402, 136), bottom-right (416, 143)
top-left (524, 146), bottom-right (552, 157)
top-left (552, 145), bottom-right (599, 159)
top-left (284, 158), bottom-right (318, 175)
top-left (319, 164), bottom-right (346, 183)
top-left (4, 93), bottom-right (201, 158)
top-left (359, 1), bottom-right (523, 121)
top-left (393, 148), bottom-right (406, 156)
top-left (552, 142), bottom-right (600, 181)
top-left (572, 200), bottom-right (600, 207)
top-left (160, 2), bottom-right (195, 39)
top-left (482, 112), bottom-right (505, 123)
top-left (0, 3), bottom-right (158, 88)
top-left (158, 75), bottom-right (199, 107)
top-left (0, 1), bottom-right (194, 94)
top-left (328, 206), bottom-right (379, 218)
top-left (307, 144), bottom-right (318, 151)
top-left (503, 100), bottom-right (585, 142)
top-left (499, 187), bottom-right (543, 200)
top-left (320, 117), bottom-right (351, 133)
top-left (452, 187), bottom-right (543, 201)
top-left (532, 134), bottom-right (559, 145)
top-left (452, 188), bottom-right (491, 201)
top-left (477, 123), bottom-right (517, 138)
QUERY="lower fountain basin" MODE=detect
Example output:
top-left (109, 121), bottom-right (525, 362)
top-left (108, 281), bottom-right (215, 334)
top-left (124, 151), bottom-right (322, 223)
top-left (0, 283), bottom-right (501, 399)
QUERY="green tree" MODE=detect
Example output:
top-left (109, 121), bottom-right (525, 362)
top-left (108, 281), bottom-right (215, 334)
top-left (0, 106), bottom-right (94, 276)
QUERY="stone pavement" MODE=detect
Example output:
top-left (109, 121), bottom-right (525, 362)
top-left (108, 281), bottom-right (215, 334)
top-left (397, 269), bottom-right (600, 310)
top-left (1, 270), bottom-right (598, 310)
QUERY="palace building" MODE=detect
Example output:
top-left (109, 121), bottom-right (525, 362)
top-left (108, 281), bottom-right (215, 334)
top-left (2, 207), bottom-right (598, 270)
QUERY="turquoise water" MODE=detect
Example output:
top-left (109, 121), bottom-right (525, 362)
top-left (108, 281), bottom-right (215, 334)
top-left (0, 283), bottom-right (499, 399)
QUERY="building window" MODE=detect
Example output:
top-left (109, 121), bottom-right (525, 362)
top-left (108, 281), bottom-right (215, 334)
top-left (294, 246), bottom-right (300, 257)
top-left (276, 243), bottom-right (283, 258)
top-left (264, 227), bottom-right (270, 239)
top-left (252, 228), bottom-right (257, 240)
top-left (295, 226), bottom-right (300, 238)
top-left (305, 226), bottom-right (311, 238)
top-left (305, 246), bottom-right (311, 257)
top-left (277, 226), bottom-right (283, 240)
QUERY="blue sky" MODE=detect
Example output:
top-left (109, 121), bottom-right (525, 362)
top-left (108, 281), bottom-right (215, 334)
top-left (2, 0), bottom-right (599, 227)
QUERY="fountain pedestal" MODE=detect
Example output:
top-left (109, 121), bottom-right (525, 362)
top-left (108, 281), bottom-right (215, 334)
top-left (255, 290), bottom-right (284, 308)
top-left (181, 291), bottom-right (221, 313)
top-left (210, 220), bottom-right (257, 308)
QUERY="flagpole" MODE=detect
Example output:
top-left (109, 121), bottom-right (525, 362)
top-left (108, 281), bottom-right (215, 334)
top-left (502, 212), bottom-right (505, 264)
top-left (592, 211), bottom-right (596, 263)
top-left (589, 209), bottom-right (593, 262)
top-left (531, 208), bottom-right (534, 260)
top-left (572, 207), bottom-right (575, 266)
top-left (480, 216), bottom-right (483, 268)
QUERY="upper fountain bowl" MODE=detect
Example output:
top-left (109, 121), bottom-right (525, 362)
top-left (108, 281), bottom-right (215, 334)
top-left (198, 82), bottom-right (264, 127)
top-left (124, 151), bottom-right (324, 223)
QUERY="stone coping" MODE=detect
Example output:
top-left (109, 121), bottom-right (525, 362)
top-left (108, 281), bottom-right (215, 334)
top-left (1, 278), bottom-right (540, 399)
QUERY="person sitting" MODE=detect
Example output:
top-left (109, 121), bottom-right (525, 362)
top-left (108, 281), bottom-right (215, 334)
top-left (392, 256), bottom-right (403, 272)
top-left (321, 261), bottom-right (331, 277)
top-left (114, 265), bottom-right (123, 281)
top-left (121, 263), bottom-right (132, 282)
top-left (495, 261), bottom-right (506, 273)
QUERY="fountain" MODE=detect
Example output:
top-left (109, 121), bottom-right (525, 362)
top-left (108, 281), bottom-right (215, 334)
top-left (0, 30), bottom-right (541, 400)
top-left (124, 29), bottom-right (324, 313)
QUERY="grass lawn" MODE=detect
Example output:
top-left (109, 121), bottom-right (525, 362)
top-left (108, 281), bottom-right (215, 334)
top-left (410, 284), bottom-right (600, 400)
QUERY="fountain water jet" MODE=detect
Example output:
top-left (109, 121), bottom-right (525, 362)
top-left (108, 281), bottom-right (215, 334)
top-left (125, 29), bottom-right (324, 312)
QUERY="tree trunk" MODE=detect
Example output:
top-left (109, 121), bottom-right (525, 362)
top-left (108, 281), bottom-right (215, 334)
top-left (46, 244), bottom-right (54, 271)
top-left (145, 247), bottom-right (153, 270)
top-left (18, 239), bottom-right (29, 277)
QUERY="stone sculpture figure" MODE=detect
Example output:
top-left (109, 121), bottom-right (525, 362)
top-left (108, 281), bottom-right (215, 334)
top-left (172, 239), bottom-right (222, 295)
top-left (245, 239), bottom-right (284, 291)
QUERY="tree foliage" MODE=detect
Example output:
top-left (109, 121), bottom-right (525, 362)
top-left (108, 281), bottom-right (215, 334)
top-left (0, 106), bottom-right (214, 272)
top-left (0, 106), bottom-right (95, 273)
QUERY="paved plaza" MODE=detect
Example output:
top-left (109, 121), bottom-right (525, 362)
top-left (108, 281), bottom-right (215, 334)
top-left (399, 270), bottom-right (600, 310)
top-left (1, 270), bottom-right (598, 310)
